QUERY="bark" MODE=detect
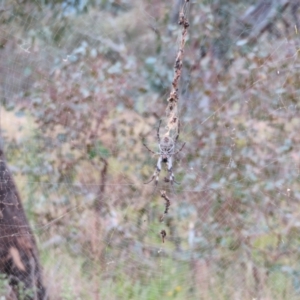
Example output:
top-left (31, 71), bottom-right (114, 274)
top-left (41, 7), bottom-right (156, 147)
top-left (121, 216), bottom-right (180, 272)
top-left (0, 149), bottom-right (46, 299)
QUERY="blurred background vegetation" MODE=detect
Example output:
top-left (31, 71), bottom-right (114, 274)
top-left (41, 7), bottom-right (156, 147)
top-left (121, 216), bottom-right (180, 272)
top-left (1, 0), bottom-right (300, 299)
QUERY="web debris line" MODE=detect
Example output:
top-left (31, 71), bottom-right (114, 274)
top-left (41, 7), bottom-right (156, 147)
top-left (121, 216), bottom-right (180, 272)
top-left (165, 0), bottom-right (190, 137)
top-left (162, 0), bottom-right (190, 192)
top-left (143, 0), bottom-right (190, 245)
top-left (159, 190), bottom-right (171, 222)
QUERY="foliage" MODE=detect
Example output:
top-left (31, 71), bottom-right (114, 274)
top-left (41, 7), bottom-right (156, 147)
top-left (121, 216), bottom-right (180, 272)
top-left (1, 0), bottom-right (300, 299)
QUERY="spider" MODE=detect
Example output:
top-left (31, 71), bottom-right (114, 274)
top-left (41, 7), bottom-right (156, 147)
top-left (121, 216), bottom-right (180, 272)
top-left (143, 120), bottom-right (185, 185)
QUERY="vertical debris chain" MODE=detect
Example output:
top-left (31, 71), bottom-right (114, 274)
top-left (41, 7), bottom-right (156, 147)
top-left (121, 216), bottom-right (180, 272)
top-left (158, 0), bottom-right (190, 243)
top-left (165, 0), bottom-right (190, 139)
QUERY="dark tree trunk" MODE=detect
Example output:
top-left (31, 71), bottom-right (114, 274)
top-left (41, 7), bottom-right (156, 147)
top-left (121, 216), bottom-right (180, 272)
top-left (0, 149), bottom-right (46, 299)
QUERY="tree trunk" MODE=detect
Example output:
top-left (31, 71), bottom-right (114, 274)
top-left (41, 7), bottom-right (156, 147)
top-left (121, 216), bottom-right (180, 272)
top-left (0, 149), bottom-right (46, 299)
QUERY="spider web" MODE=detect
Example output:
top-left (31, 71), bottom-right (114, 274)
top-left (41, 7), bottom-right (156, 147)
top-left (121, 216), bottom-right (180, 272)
top-left (0, 0), bottom-right (300, 299)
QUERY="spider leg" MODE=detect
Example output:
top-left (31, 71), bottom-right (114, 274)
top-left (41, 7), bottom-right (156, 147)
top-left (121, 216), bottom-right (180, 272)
top-left (173, 179), bottom-right (181, 185)
top-left (167, 157), bottom-right (175, 185)
top-left (144, 157), bottom-right (162, 185)
top-left (164, 177), bottom-right (180, 185)
top-left (174, 142), bottom-right (186, 155)
top-left (166, 157), bottom-right (181, 185)
top-left (143, 143), bottom-right (157, 155)
top-left (175, 120), bottom-right (181, 142)
top-left (144, 175), bottom-right (157, 184)
top-left (157, 120), bottom-right (162, 143)
top-left (167, 141), bottom-right (185, 185)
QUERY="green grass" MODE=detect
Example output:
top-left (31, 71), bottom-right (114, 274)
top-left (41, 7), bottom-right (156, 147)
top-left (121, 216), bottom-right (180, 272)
top-left (38, 242), bottom-right (300, 300)
top-left (41, 245), bottom-right (192, 300)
